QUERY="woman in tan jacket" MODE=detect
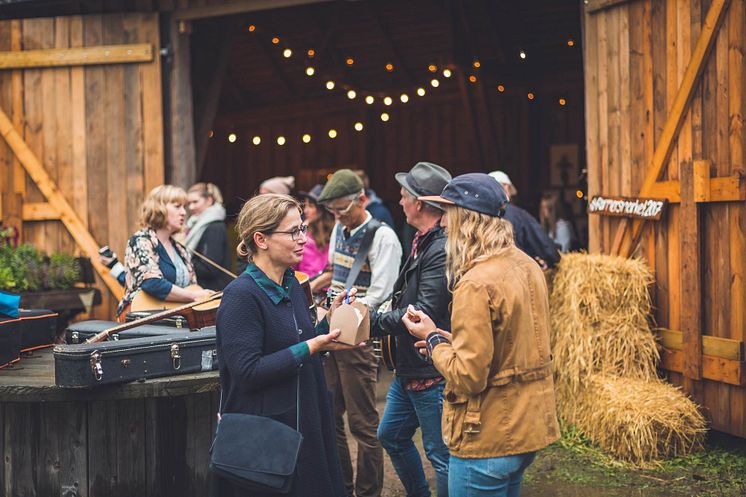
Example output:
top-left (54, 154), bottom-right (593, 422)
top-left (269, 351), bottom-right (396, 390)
top-left (403, 173), bottom-right (560, 497)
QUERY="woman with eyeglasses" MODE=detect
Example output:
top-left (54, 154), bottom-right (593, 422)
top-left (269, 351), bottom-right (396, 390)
top-left (212, 193), bottom-right (362, 497)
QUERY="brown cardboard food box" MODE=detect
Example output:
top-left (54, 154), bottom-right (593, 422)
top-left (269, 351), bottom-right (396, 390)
top-left (328, 302), bottom-right (370, 345)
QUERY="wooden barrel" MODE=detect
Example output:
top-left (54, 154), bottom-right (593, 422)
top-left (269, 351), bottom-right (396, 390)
top-left (0, 348), bottom-right (220, 497)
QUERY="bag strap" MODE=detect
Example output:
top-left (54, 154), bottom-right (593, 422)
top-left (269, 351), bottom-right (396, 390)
top-left (344, 218), bottom-right (382, 289)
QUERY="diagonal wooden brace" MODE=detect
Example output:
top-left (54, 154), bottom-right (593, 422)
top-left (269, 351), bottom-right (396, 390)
top-left (610, 0), bottom-right (730, 257)
top-left (0, 106), bottom-right (124, 300)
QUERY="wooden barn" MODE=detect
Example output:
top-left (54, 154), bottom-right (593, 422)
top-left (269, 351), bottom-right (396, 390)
top-left (0, 0), bottom-right (743, 495)
top-left (583, 0), bottom-right (746, 439)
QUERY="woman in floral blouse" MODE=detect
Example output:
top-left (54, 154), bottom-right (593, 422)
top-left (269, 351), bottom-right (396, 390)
top-left (116, 185), bottom-right (213, 318)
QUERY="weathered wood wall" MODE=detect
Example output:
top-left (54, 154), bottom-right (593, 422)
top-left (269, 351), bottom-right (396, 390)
top-left (0, 390), bottom-right (219, 497)
top-left (0, 13), bottom-right (164, 319)
top-left (584, 0), bottom-right (745, 437)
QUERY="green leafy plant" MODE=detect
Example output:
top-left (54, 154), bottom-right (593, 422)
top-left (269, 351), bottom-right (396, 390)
top-left (0, 244), bottom-right (81, 292)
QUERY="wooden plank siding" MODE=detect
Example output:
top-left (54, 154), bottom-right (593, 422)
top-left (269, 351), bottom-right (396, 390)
top-left (584, 0), bottom-right (746, 437)
top-left (0, 13), bottom-right (164, 319)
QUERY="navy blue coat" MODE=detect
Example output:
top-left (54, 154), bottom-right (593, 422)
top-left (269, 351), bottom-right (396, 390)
top-left (214, 272), bottom-right (345, 497)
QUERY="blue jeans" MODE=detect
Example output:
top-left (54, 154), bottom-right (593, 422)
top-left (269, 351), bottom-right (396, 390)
top-left (377, 377), bottom-right (450, 497)
top-left (448, 452), bottom-right (536, 497)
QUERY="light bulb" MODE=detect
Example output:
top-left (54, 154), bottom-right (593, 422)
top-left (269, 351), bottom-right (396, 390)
top-left (417, 88), bottom-right (426, 97)
top-left (400, 94), bottom-right (409, 103)
top-left (252, 136), bottom-right (261, 145)
top-left (302, 134), bottom-right (311, 143)
top-left (271, 37), bottom-right (280, 45)
top-left (365, 96), bottom-right (375, 105)
top-left (428, 64), bottom-right (437, 73)
top-left (277, 136), bottom-right (286, 145)
top-left (380, 112), bottom-right (390, 122)
top-left (430, 79), bottom-right (440, 88)
top-left (306, 67), bottom-right (315, 76)
top-left (228, 133), bottom-right (237, 143)
top-left (283, 48), bottom-right (292, 58)
top-left (519, 50), bottom-right (526, 59)
top-left (347, 90), bottom-right (357, 99)
top-left (354, 122), bottom-right (364, 131)
top-left (328, 129), bottom-right (337, 138)
top-left (326, 81), bottom-right (335, 90)
top-left (383, 96), bottom-right (393, 106)
top-left (442, 68), bottom-right (452, 78)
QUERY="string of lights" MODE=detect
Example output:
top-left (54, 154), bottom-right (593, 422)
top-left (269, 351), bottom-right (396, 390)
top-left (213, 23), bottom-right (576, 145)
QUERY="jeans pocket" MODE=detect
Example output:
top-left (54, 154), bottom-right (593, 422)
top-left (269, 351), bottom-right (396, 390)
top-left (485, 454), bottom-right (525, 480)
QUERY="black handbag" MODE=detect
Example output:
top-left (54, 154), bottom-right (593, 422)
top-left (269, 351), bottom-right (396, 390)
top-left (210, 313), bottom-right (303, 493)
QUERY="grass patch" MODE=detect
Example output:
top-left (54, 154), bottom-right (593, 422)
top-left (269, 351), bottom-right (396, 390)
top-left (524, 427), bottom-right (746, 497)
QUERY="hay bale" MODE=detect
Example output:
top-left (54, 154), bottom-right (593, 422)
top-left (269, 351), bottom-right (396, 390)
top-left (562, 375), bottom-right (706, 465)
top-left (549, 253), bottom-right (659, 395)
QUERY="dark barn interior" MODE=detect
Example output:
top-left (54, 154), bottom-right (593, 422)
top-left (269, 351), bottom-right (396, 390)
top-left (190, 0), bottom-right (586, 237)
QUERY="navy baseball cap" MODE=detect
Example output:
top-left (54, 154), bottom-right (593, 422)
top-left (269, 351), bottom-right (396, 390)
top-left (418, 173), bottom-right (509, 217)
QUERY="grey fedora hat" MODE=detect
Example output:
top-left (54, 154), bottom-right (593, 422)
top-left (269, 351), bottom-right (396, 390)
top-left (395, 162), bottom-right (452, 209)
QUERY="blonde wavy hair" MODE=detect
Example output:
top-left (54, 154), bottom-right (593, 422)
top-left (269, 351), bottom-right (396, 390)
top-left (235, 194), bottom-right (302, 260)
top-left (139, 185), bottom-right (187, 230)
top-left (188, 182), bottom-right (224, 205)
top-left (445, 206), bottom-right (514, 286)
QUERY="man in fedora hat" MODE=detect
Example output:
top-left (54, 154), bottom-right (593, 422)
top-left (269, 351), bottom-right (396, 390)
top-left (369, 162), bottom-right (453, 497)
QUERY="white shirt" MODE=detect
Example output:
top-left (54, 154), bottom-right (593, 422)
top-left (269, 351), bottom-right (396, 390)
top-left (328, 212), bottom-right (402, 310)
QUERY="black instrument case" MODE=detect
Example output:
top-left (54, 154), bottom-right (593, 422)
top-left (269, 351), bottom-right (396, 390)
top-left (54, 327), bottom-right (217, 388)
top-left (65, 319), bottom-right (183, 344)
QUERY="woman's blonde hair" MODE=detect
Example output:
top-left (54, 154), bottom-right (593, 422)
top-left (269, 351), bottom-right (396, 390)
top-left (139, 185), bottom-right (187, 230)
top-left (236, 194), bottom-right (302, 259)
top-left (445, 206), bottom-right (514, 286)
top-left (188, 182), bottom-right (224, 205)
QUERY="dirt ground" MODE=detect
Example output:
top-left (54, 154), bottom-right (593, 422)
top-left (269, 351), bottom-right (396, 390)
top-left (343, 369), bottom-right (746, 497)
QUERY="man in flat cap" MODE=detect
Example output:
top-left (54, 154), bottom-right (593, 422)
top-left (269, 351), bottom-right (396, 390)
top-left (319, 168), bottom-right (402, 497)
top-left (370, 162), bottom-right (452, 497)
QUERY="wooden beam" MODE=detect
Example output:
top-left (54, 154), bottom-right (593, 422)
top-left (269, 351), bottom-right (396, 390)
top-left (660, 349), bottom-right (746, 386)
top-left (610, 0), bottom-right (730, 256)
top-left (165, 17), bottom-right (196, 188)
top-left (658, 328), bottom-right (743, 361)
top-left (680, 160), bottom-right (703, 380)
top-left (0, 43), bottom-right (152, 70)
top-left (0, 107), bottom-right (123, 300)
top-left (22, 202), bottom-right (59, 221)
top-left (195, 23), bottom-right (235, 179)
top-left (586, 0), bottom-right (636, 14)
top-left (174, 0), bottom-right (333, 21)
top-left (648, 174), bottom-right (745, 203)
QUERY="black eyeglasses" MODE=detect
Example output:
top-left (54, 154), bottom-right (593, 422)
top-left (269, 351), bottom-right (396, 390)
top-left (271, 224), bottom-right (309, 241)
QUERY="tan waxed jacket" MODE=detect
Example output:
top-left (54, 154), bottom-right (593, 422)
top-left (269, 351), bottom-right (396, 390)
top-left (431, 245), bottom-right (560, 458)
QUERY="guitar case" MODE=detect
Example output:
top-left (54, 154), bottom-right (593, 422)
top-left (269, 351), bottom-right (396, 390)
top-left (65, 320), bottom-right (185, 344)
top-left (54, 327), bottom-right (217, 388)
top-left (18, 309), bottom-right (58, 352)
top-left (124, 310), bottom-right (190, 329)
top-left (0, 316), bottom-right (21, 368)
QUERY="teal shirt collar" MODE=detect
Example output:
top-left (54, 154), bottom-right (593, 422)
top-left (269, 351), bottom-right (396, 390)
top-left (245, 262), bottom-right (295, 305)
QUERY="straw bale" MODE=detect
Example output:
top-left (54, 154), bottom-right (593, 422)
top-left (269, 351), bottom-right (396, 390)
top-left (562, 375), bottom-right (706, 465)
top-left (549, 253), bottom-right (659, 394)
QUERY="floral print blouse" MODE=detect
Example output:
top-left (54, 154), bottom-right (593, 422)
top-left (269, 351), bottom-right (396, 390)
top-left (116, 228), bottom-right (196, 316)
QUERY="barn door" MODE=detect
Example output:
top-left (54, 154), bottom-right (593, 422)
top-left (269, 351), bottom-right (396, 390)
top-left (0, 13), bottom-right (165, 316)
